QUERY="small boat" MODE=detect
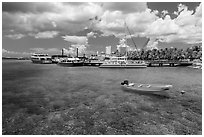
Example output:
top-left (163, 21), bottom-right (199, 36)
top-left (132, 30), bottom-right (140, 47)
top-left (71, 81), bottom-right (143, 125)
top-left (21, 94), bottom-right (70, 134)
top-left (191, 59), bottom-right (202, 69)
top-left (121, 80), bottom-right (172, 94)
top-left (178, 59), bottom-right (193, 66)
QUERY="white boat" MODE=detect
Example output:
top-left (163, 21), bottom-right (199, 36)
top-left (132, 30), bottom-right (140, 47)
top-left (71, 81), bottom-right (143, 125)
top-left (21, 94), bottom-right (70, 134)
top-left (121, 80), bottom-right (172, 94)
top-left (31, 53), bottom-right (52, 64)
top-left (57, 57), bottom-right (84, 67)
top-left (51, 55), bottom-right (68, 63)
top-left (99, 56), bottom-right (147, 68)
top-left (188, 59), bottom-right (202, 69)
top-left (178, 59), bottom-right (193, 66)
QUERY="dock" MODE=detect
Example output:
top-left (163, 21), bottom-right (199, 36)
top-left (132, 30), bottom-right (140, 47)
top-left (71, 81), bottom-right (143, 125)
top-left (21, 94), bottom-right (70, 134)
top-left (146, 60), bottom-right (192, 67)
top-left (81, 60), bottom-right (192, 67)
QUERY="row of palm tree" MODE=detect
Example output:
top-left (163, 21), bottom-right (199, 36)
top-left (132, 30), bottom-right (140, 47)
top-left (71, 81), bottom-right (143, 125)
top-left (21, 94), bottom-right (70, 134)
top-left (115, 45), bottom-right (202, 61)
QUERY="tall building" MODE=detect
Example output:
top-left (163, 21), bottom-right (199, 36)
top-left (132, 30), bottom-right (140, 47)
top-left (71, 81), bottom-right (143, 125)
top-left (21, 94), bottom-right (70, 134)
top-left (118, 46), bottom-right (128, 55)
top-left (116, 38), bottom-right (129, 55)
top-left (106, 46), bottom-right (112, 55)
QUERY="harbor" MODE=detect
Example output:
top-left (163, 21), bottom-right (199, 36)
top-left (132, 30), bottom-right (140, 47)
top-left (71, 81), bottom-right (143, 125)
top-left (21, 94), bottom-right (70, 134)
top-left (29, 44), bottom-right (202, 69)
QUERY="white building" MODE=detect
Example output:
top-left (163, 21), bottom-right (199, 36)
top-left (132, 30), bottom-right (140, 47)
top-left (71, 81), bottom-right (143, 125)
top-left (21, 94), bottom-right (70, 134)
top-left (106, 46), bottom-right (112, 55)
top-left (116, 38), bottom-right (130, 55)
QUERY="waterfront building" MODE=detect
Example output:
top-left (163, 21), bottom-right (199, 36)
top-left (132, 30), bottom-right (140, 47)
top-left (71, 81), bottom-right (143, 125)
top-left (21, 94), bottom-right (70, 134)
top-left (106, 46), bottom-right (112, 55)
top-left (116, 38), bottom-right (130, 55)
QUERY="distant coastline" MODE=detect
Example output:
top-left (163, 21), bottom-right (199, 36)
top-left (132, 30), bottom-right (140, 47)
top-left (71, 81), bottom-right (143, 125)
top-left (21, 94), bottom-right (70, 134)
top-left (2, 57), bottom-right (30, 60)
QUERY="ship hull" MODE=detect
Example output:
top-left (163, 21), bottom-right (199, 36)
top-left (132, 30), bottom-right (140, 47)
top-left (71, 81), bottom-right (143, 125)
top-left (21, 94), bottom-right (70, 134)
top-left (57, 62), bottom-right (84, 67)
top-left (99, 64), bottom-right (147, 68)
top-left (178, 62), bottom-right (193, 66)
top-left (31, 59), bottom-right (52, 64)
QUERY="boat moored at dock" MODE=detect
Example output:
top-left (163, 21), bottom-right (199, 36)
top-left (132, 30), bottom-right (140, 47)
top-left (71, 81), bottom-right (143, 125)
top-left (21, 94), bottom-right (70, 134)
top-left (31, 53), bottom-right (52, 64)
top-left (51, 55), bottom-right (68, 63)
top-left (177, 59), bottom-right (193, 66)
top-left (99, 56), bottom-right (147, 68)
top-left (57, 57), bottom-right (84, 67)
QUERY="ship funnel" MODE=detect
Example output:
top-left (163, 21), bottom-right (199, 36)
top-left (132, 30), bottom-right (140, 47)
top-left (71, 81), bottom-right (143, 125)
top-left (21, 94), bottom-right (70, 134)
top-left (76, 48), bottom-right (79, 57)
top-left (62, 48), bottom-right (64, 56)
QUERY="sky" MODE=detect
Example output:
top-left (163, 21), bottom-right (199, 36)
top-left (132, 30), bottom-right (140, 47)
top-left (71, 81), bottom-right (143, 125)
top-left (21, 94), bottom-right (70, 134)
top-left (2, 2), bottom-right (202, 57)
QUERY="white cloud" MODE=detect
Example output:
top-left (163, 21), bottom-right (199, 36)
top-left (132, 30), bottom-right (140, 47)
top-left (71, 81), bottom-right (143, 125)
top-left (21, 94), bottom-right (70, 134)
top-left (145, 15), bottom-right (179, 37)
top-left (63, 44), bottom-right (87, 56)
top-left (97, 3), bottom-right (201, 45)
top-left (2, 2), bottom-right (202, 47)
top-left (161, 10), bottom-right (169, 17)
top-left (95, 10), bottom-right (126, 37)
top-left (30, 48), bottom-right (45, 52)
top-left (2, 48), bottom-right (32, 56)
top-left (175, 6), bottom-right (195, 26)
top-left (62, 35), bottom-right (88, 45)
top-left (2, 3), bottom-right (103, 34)
top-left (30, 48), bottom-right (61, 54)
top-left (171, 3), bottom-right (201, 44)
top-left (94, 8), bottom-right (159, 37)
top-left (194, 3), bottom-right (202, 17)
top-left (2, 49), bottom-right (11, 53)
top-left (146, 37), bottom-right (159, 50)
top-left (29, 31), bottom-right (59, 39)
top-left (125, 9), bottom-right (158, 34)
top-left (87, 31), bottom-right (96, 38)
top-left (4, 33), bottom-right (25, 39)
top-left (145, 3), bottom-right (202, 45)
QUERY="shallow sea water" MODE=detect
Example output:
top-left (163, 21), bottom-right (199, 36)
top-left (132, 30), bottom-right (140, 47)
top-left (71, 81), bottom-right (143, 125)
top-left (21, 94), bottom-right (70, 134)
top-left (2, 60), bottom-right (202, 135)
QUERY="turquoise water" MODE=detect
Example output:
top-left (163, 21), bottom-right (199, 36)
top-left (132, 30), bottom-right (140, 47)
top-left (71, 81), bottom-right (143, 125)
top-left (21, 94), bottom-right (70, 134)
top-left (2, 60), bottom-right (202, 134)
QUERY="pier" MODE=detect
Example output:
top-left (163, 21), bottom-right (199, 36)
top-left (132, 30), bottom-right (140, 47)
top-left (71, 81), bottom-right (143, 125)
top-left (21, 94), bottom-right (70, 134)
top-left (146, 60), bottom-right (192, 67)
top-left (81, 60), bottom-right (191, 67)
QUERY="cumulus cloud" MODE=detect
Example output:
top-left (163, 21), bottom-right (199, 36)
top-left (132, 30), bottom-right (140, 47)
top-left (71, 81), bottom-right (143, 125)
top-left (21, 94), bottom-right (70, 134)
top-left (2, 48), bottom-right (61, 57)
top-left (65, 44), bottom-right (87, 55)
top-left (145, 15), bottom-right (179, 37)
top-left (4, 33), bottom-right (25, 39)
top-left (2, 2), bottom-right (202, 48)
top-left (94, 10), bottom-right (125, 37)
top-left (161, 10), bottom-right (169, 18)
top-left (29, 31), bottom-right (59, 39)
top-left (30, 48), bottom-right (61, 54)
top-left (97, 2), bottom-right (201, 47)
top-left (2, 48), bottom-right (32, 56)
top-left (94, 8), bottom-right (159, 38)
top-left (87, 31), bottom-right (97, 38)
top-left (62, 35), bottom-right (88, 45)
top-left (146, 37), bottom-right (159, 50)
top-left (2, 2), bottom-right (103, 34)
top-left (145, 3), bottom-right (202, 47)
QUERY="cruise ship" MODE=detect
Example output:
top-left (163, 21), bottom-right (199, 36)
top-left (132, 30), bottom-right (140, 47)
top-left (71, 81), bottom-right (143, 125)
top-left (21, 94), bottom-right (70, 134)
top-left (99, 56), bottom-right (147, 68)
